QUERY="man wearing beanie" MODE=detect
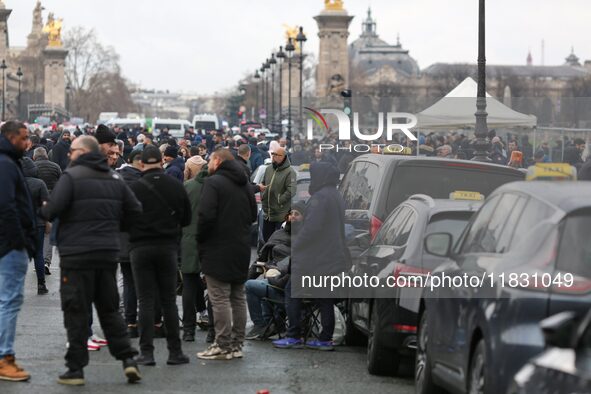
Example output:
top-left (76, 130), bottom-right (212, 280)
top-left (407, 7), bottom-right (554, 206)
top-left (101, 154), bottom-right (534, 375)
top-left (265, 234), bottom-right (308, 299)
top-left (127, 145), bottom-right (192, 366)
top-left (163, 145), bottom-right (184, 183)
top-left (95, 125), bottom-right (118, 168)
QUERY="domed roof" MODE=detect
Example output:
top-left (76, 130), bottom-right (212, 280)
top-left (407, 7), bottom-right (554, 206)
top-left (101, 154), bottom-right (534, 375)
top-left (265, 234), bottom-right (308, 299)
top-left (349, 8), bottom-right (420, 79)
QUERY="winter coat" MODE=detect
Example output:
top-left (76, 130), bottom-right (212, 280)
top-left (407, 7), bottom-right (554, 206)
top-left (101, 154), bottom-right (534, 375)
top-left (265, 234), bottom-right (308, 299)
top-left (0, 135), bottom-right (37, 259)
top-left (34, 157), bottom-right (62, 192)
top-left (41, 152), bottom-right (142, 268)
top-left (116, 165), bottom-right (143, 262)
top-left (197, 159), bottom-right (257, 283)
top-left (49, 136), bottom-right (71, 170)
top-left (249, 144), bottom-right (266, 173)
top-left (128, 168), bottom-right (191, 248)
top-left (181, 168), bottom-right (208, 274)
top-left (21, 157), bottom-right (49, 228)
top-left (165, 156), bottom-right (185, 183)
top-left (261, 156), bottom-right (297, 222)
top-left (292, 162), bottom-right (349, 282)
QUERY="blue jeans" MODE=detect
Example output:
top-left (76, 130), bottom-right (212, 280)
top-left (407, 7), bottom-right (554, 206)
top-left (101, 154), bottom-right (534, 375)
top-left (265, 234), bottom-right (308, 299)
top-left (245, 279), bottom-right (283, 327)
top-left (285, 278), bottom-right (335, 342)
top-left (0, 249), bottom-right (29, 357)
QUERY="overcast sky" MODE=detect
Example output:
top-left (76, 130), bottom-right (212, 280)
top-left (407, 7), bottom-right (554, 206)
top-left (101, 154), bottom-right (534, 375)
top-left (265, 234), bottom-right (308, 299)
top-left (6, 0), bottom-right (590, 94)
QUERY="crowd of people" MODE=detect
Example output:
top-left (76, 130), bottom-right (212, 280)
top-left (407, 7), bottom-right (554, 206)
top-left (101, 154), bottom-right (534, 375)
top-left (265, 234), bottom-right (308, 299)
top-left (0, 118), bottom-right (589, 385)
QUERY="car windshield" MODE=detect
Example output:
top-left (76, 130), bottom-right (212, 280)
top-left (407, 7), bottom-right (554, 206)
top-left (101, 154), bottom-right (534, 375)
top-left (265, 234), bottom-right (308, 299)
top-left (557, 211), bottom-right (591, 279)
top-left (426, 211), bottom-right (474, 245)
top-left (195, 121), bottom-right (216, 130)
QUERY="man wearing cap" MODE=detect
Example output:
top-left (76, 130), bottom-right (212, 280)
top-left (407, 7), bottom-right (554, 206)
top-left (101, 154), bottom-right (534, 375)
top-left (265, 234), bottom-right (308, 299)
top-left (95, 125), bottom-right (119, 168)
top-left (41, 136), bottom-right (142, 385)
top-left (163, 145), bottom-right (185, 183)
top-left (128, 146), bottom-right (192, 366)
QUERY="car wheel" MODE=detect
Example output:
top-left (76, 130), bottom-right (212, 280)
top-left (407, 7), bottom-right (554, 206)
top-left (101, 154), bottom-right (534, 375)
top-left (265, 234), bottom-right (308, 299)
top-left (415, 312), bottom-right (443, 394)
top-left (345, 300), bottom-right (367, 346)
top-left (367, 303), bottom-right (399, 376)
top-left (468, 340), bottom-right (487, 394)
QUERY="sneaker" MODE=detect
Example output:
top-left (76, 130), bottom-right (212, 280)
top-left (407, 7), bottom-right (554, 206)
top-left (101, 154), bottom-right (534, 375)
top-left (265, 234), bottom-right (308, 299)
top-left (134, 354), bottom-right (156, 366)
top-left (122, 359), bottom-right (141, 384)
top-left (231, 345), bottom-right (243, 359)
top-left (197, 344), bottom-right (233, 360)
top-left (245, 325), bottom-right (267, 340)
top-left (0, 355), bottom-right (30, 382)
top-left (90, 335), bottom-right (108, 347)
top-left (44, 263), bottom-right (51, 275)
top-left (182, 329), bottom-right (195, 342)
top-left (305, 339), bottom-right (334, 351)
top-left (127, 324), bottom-right (139, 339)
top-left (58, 369), bottom-right (84, 386)
top-left (87, 339), bottom-right (100, 351)
top-left (272, 337), bottom-right (304, 349)
top-left (197, 310), bottom-right (209, 326)
top-left (167, 353), bottom-right (190, 365)
top-left (206, 329), bottom-right (215, 344)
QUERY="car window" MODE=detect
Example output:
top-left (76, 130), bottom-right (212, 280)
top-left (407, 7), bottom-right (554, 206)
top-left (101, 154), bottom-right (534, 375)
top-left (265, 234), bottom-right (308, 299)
top-left (478, 193), bottom-right (520, 253)
top-left (556, 211), bottom-right (591, 279)
top-left (495, 196), bottom-right (528, 253)
top-left (425, 211), bottom-right (474, 247)
top-left (510, 198), bottom-right (555, 248)
top-left (393, 210), bottom-right (417, 247)
top-left (374, 206), bottom-right (411, 246)
top-left (461, 195), bottom-right (501, 253)
top-left (341, 162), bottom-right (379, 210)
top-left (386, 164), bottom-right (523, 212)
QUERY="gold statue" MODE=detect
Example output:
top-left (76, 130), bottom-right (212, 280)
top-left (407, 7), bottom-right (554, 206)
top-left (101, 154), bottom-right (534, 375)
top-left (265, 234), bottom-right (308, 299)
top-left (283, 24), bottom-right (301, 51)
top-left (324, 0), bottom-right (344, 11)
top-left (43, 12), bottom-right (63, 47)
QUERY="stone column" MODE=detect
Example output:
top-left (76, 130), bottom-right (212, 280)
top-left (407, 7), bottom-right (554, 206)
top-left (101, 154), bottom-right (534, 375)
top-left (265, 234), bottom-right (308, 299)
top-left (0, 5), bottom-right (12, 62)
top-left (43, 47), bottom-right (68, 108)
top-left (314, 7), bottom-right (353, 97)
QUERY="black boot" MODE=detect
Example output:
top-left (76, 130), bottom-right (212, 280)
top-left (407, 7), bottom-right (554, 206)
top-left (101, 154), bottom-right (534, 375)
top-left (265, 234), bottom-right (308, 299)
top-left (37, 280), bottom-right (48, 295)
top-left (182, 329), bottom-right (195, 342)
top-left (135, 353), bottom-right (156, 366)
top-left (167, 352), bottom-right (190, 365)
top-left (58, 369), bottom-right (84, 385)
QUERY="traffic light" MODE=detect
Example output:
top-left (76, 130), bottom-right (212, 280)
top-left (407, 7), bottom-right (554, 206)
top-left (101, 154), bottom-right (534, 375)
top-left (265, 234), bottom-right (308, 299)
top-left (341, 89), bottom-right (352, 115)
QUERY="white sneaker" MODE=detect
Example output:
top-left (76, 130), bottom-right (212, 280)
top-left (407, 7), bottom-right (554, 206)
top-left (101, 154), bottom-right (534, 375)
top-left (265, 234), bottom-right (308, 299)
top-left (90, 335), bottom-right (108, 347)
top-left (87, 339), bottom-right (100, 351)
top-left (197, 343), bottom-right (233, 360)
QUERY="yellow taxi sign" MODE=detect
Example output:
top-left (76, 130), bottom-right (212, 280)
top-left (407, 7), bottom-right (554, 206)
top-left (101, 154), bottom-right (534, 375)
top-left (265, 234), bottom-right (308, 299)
top-left (298, 163), bottom-right (310, 172)
top-left (526, 163), bottom-right (577, 181)
top-left (449, 191), bottom-right (484, 201)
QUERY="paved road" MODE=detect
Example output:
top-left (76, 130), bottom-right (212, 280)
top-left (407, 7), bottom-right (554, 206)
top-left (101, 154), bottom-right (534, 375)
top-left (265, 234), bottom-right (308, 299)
top-left (2, 259), bottom-right (415, 394)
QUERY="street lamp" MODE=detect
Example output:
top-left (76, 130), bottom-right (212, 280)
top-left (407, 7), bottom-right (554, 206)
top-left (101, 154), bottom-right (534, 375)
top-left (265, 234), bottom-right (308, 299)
top-left (276, 46), bottom-right (286, 136)
top-left (260, 63), bottom-right (266, 126)
top-left (65, 83), bottom-right (71, 115)
top-left (16, 67), bottom-right (23, 120)
top-left (269, 53), bottom-right (277, 132)
top-left (295, 26), bottom-right (307, 136)
top-left (472, 0), bottom-right (491, 162)
top-left (263, 59), bottom-right (270, 128)
top-left (0, 60), bottom-right (7, 121)
top-left (285, 38), bottom-right (295, 140)
top-left (254, 70), bottom-right (260, 122)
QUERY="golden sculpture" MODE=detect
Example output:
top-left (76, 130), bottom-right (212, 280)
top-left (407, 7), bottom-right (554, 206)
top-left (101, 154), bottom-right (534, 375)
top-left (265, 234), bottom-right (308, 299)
top-left (43, 13), bottom-right (63, 47)
top-left (324, 0), bottom-right (344, 11)
top-left (283, 24), bottom-right (300, 51)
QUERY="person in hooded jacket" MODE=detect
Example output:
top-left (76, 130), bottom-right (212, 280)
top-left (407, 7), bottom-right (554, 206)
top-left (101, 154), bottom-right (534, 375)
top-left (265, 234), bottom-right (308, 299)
top-left (163, 145), bottom-right (185, 183)
top-left (273, 162), bottom-right (349, 351)
top-left (21, 157), bottom-right (49, 295)
top-left (196, 148), bottom-right (257, 360)
top-left (248, 137), bottom-right (266, 173)
top-left (49, 130), bottom-right (71, 170)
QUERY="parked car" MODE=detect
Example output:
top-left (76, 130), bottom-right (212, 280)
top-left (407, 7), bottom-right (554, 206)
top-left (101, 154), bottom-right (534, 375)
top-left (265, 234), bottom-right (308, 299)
top-left (347, 194), bottom-right (482, 376)
top-left (339, 155), bottom-right (524, 240)
top-left (508, 309), bottom-right (591, 394)
top-left (416, 181), bottom-right (591, 394)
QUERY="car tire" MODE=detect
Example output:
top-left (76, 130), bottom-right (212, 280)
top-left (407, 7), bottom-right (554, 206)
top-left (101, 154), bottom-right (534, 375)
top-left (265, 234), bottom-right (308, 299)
top-left (415, 312), bottom-right (444, 394)
top-left (468, 340), bottom-right (487, 394)
top-left (345, 300), bottom-right (367, 346)
top-left (367, 303), bottom-right (399, 376)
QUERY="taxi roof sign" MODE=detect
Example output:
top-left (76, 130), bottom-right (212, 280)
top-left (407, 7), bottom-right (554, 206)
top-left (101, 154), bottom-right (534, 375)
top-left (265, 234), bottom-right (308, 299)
top-left (526, 163), bottom-right (577, 181)
top-left (449, 191), bottom-right (484, 201)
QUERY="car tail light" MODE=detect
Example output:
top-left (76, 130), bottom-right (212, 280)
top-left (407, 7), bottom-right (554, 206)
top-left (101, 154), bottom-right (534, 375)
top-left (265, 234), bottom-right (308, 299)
top-left (370, 215), bottom-right (383, 240)
top-left (393, 324), bottom-right (417, 333)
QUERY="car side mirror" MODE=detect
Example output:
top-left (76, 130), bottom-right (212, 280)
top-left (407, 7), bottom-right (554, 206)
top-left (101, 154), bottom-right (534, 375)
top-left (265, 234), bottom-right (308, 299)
top-left (354, 232), bottom-right (371, 250)
top-left (541, 311), bottom-right (577, 348)
top-left (424, 233), bottom-right (453, 258)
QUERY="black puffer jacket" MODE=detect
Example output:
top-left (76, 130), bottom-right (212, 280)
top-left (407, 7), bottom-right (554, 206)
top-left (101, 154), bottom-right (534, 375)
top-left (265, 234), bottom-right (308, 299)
top-left (197, 159), bottom-right (257, 283)
top-left (34, 157), bottom-right (62, 192)
top-left (21, 157), bottom-right (49, 228)
top-left (0, 135), bottom-right (37, 258)
top-left (41, 152), bottom-right (142, 268)
top-left (117, 164), bottom-right (143, 261)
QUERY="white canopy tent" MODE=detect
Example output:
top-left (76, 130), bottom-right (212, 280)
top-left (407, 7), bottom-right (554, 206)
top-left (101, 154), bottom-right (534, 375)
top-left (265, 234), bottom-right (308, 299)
top-left (416, 77), bottom-right (537, 129)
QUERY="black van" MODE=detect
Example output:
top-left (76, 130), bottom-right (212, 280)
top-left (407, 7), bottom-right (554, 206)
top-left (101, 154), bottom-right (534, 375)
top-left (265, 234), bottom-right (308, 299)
top-left (339, 155), bottom-right (525, 239)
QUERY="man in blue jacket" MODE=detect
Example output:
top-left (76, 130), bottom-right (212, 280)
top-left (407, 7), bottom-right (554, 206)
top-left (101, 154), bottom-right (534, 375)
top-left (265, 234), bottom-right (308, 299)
top-left (0, 121), bottom-right (37, 382)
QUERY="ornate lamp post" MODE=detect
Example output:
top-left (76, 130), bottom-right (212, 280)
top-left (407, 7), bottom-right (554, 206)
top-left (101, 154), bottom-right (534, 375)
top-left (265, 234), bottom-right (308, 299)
top-left (276, 46), bottom-right (286, 135)
top-left (0, 60), bottom-right (7, 121)
top-left (285, 38), bottom-right (295, 140)
top-left (472, 0), bottom-right (491, 162)
top-left (264, 59), bottom-right (270, 127)
top-left (295, 26), bottom-right (307, 135)
top-left (260, 62), bottom-right (267, 126)
top-left (269, 53), bottom-right (277, 132)
top-left (254, 70), bottom-right (260, 122)
top-left (65, 83), bottom-right (71, 115)
top-left (16, 67), bottom-right (23, 120)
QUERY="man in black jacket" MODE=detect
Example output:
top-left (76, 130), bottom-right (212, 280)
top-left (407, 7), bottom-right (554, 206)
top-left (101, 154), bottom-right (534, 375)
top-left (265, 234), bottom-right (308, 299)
top-left (41, 135), bottom-right (142, 386)
top-left (0, 121), bottom-right (36, 382)
top-left (128, 145), bottom-right (191, 366)
top-left (49, 130), bottom-right (71, 170)
top-left (196, 148), bottom-right (257, 360)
